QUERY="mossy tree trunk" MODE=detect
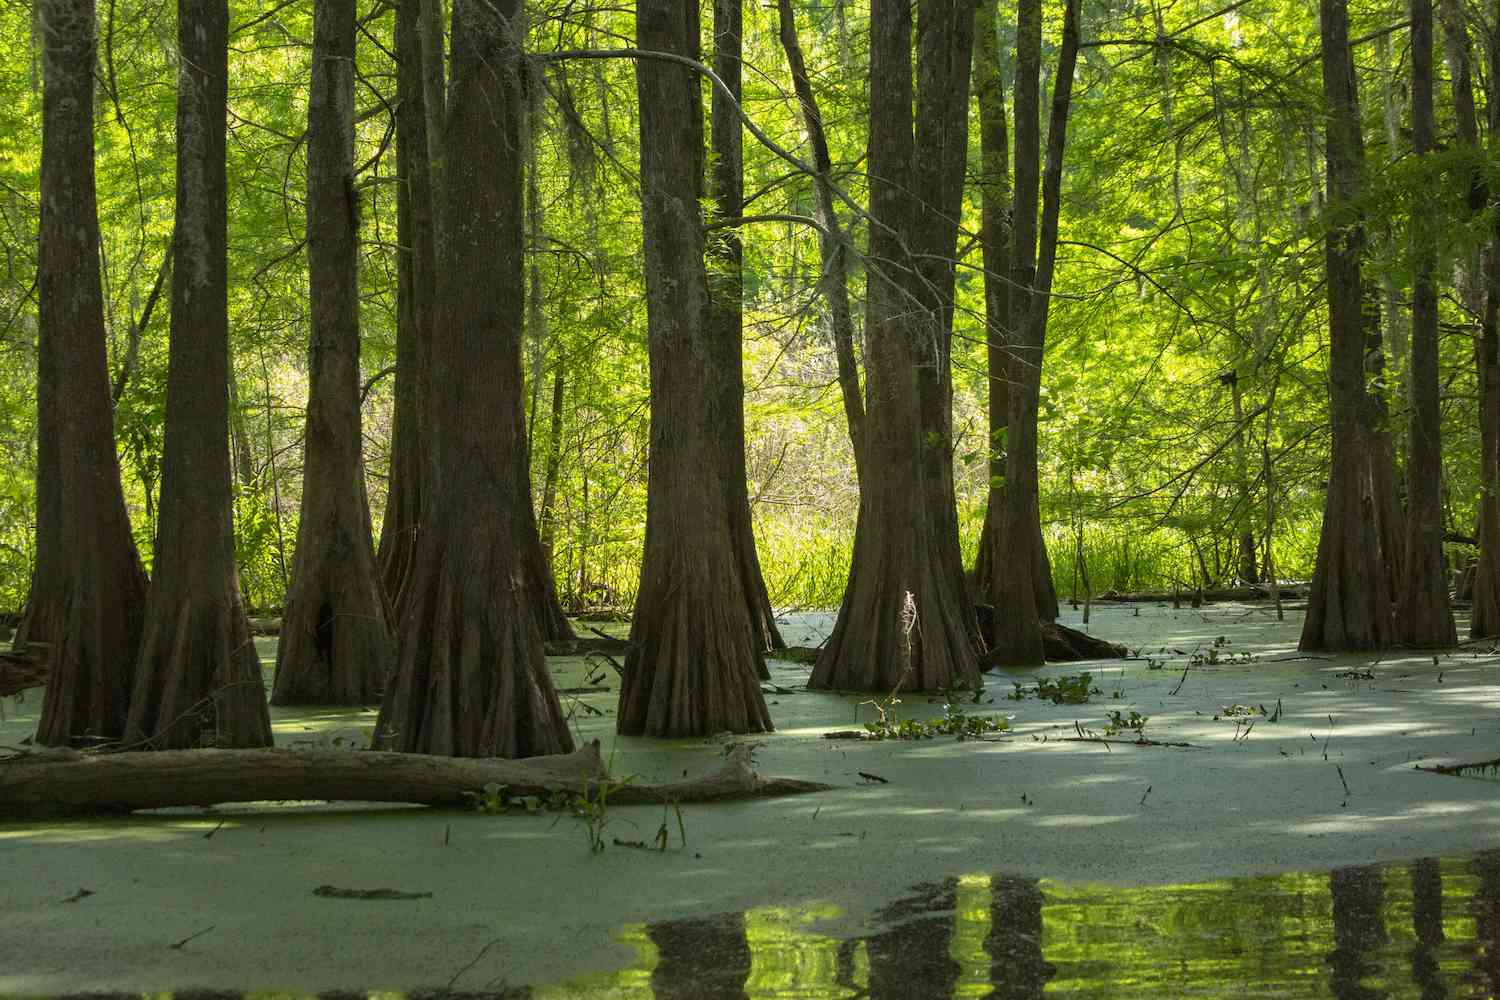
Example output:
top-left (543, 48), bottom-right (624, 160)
top-left (124, 0), bottom-right (272, 750)
top-left (809, 0), bottom-right (983, 693)
top-left (377, 0), bottom-right (436, 621)
top-left (710, 0), bottom-right (783, 665)
top-left (1467, 0), bottom-right (1500, 637)
top-left (1299, 0), bottom-right (1393, 651)
top-left (617, 0), bottom-right (772, 737)
top-left (23, 0), bottom-right (149, 746)
top-left (272, 0), bottom-right (394, 706)
top-left (989, 0), bottom-right (1077, 665)
top-left (774, 0), bottom-right (864, 481)
top-left (1398, 0), bottom-right (1457, 647)
top-left (972, 0), bottom-right (1011, 629)
top-left (372, 0), bottom-right (574, 758)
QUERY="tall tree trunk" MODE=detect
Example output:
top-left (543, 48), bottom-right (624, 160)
top-left (1467, 0), bottom-right (1500, 637)
top-left (617, 0), bottom-right (772, 737)
top-left (1227, 372), bottom-right (1259, 583)
top-left (972, 0), bottom-right (1011, 621)
top-left (537, 361), bottom-right (565, 559)
top-left (1300, 0), bottom-right (1393, 651)
top-left (912, 0), bottom-right (983, 645)
top-left (124, 0), bottom-right (272, 750)
top-left (373, 0), bottom-right (574, 758)
top-left (710, 0), bottom-right (783, 663)
top-left (1363, 274), bottom-right (1404, 603)
top-left (22, 0), bottom-right (150, 746)
top-left (376, 0), bottom-right (436, 621)
top-left (417, 0), bottom-right (445, 231)
top-left (513, 66), bottom-right (576, 644)
top-left (273, 0), bottom-right (394, 706)
top-left (774, 0), bottom-right (863, 479)
top-left (990, 0), bottom-right (1077, 665)
top-left (808, 0), bottom-right (983, 692)
top-left (1398, 0), bottom-right (1457, 646)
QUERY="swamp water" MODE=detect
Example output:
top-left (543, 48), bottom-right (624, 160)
top-left (21, 852), bottom-right (1500, 998)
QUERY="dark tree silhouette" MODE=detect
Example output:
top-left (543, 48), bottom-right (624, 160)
top-left (647, 912), bottom-right (752, 1000)
top-left (1326, 865), bottom-right (1387, 1000)
top-left (867, 881), bottom-right (961, 1000)
top-left (986, 876), bottom-right (1055, 999)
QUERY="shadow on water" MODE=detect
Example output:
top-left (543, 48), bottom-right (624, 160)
top-left (37, 850), bottom-right (1500, 999)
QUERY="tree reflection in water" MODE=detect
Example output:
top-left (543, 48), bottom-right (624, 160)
top-left (548, 853), bottom-right (1500, 998)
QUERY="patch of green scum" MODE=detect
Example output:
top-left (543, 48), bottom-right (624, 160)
top-left (1008, 673), bottom-right (1102, 705)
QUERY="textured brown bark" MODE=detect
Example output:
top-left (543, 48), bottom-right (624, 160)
top-left (376, 0), bottom-right (435, 621)
top-left (775, 0), bottom-right (863, 479)
top-left (971, 0), bottom-right (1011, 624)
top-left (1227, 373), bottom-right (1259, 584)
top-left (618, 0), bottom-right (772, 737)
top-left (417, 0), bottom-right (445, 228)
top-left (1398, 0), bottom-right (1458, 647)
top-left (710, 0), bottom-right (783, 663)
top-left (810, 0), bottom-right (982, 693)
top-left (22, 0), bottom-right (149, 746)
top-left (537, 361), bottom-right (565, 558)
top-left (1364, 308), bottom-right (1405, 605)
top-left (989, 0), bottom-right (1076, 665)
top-left (373, 0), bottom-right (574, 758)
top-left (513, 72), bottom-right (575, 644)
top-left (1468, 0), bottom-right (1500, 637)
top-left (123, 0), bottom-right (271, 751)
top-left (0, 742), bottom-right (830, 817)
top-left (273, 0), bottom-right (394, 706)
top-left (1300, 0), bottom-right (1393, 651)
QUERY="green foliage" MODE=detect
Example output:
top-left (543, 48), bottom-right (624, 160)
top-left (0, 0), bottom-right (1489, 622)
top-left (862, 698), bottom-right (1012, 741)
top-left (1103, 710), bottom-right (1150, 737)
top-left (1008, 673), bottom-right (1101, 705)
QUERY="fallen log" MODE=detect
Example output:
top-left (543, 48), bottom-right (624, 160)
top-left (1414, 756), bottom-right (1500, 777)
top-left (0, 741), bottom-right (831, 818)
